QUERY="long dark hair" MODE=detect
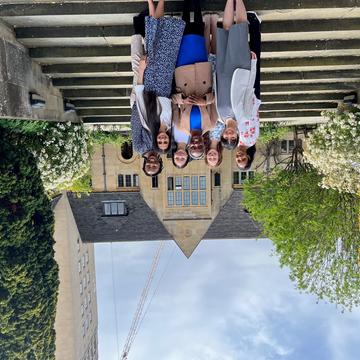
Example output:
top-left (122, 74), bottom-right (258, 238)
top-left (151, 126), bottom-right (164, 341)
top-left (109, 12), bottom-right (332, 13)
top-left (143, 90), bottom-right (172, 154)
top-left (243, 145), bottom-right (257, 170)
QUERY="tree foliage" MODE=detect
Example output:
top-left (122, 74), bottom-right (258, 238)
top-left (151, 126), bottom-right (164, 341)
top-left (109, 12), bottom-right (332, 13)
top-left (304, 105), bottom-right (360, 194)
top-left (0, 119), bottom-right (90, 192)
top-left (0, 127), bottom-right (59, 359)
top-left (258, 122), bottom-right (291, 145)
top-left (243, 168), bottom-right (360, 311)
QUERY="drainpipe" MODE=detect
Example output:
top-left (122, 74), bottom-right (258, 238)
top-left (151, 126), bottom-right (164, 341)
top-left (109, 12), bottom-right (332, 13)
top-left (102, 144), bottom-right (107, 191)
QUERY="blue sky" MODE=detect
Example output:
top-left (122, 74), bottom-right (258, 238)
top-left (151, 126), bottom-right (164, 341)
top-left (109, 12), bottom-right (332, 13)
top-left (95, 239), bottom-right (360, 360)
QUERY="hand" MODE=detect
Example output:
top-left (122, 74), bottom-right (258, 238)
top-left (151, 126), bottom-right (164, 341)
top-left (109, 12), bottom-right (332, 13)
top-left (188, 95), bottom-right (206, 106)
top-left (182, 97), bottom-right (193, 105)
top-left (251, 51), bottom-right (257, 60)
top-left (139, 55), bottom-right (148, 71)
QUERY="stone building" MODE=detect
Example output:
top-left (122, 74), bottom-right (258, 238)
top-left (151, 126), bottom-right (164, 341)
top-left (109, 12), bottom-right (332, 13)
top-left (53, 193), bottom-right (98, 360)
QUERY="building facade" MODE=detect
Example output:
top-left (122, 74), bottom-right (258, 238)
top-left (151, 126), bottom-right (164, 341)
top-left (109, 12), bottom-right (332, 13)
top-left (53, 193), bottom-right (98, 360)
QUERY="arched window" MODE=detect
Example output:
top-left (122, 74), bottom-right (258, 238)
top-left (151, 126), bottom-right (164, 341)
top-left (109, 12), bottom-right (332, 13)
top-left (121, 140), bottom-right (133, 160)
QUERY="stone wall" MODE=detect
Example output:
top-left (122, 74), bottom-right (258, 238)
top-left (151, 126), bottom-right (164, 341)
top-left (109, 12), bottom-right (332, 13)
top-left (0, 20), bottom-right (77, 122)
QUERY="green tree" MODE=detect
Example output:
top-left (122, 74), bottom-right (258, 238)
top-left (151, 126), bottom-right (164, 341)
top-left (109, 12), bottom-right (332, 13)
top-left (243, 168), bottom-right (360, 310)
top-left (0, 127), bottom-right (59, 359)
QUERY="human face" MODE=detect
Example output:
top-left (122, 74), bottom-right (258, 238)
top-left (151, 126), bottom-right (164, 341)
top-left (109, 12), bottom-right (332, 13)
top-left (222, 126), bottom-right (238, 143)
top-left (144, 154), bottom-right (160, 175)
top-left (174, 149), bottom-right (188, 168)
top-left (235, 147), bottom-right (249, 169)
top-left (189, 135), bottom-right (204, 159)
top-left (206, 149), bottom-right (219, 167)
top-left (157, 132), bottom-right (170, 151)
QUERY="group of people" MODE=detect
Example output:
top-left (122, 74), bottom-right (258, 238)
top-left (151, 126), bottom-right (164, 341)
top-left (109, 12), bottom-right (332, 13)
top-left (130, 0), bottom-right (261, 177)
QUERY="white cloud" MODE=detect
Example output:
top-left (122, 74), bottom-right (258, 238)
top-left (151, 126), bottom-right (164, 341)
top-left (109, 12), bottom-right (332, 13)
top-left (95, 239), bottom-right (360, 360)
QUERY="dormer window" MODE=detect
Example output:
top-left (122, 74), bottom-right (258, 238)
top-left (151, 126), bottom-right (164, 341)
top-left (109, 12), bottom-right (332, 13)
top-left (102, 200), bottom-right (127, 216)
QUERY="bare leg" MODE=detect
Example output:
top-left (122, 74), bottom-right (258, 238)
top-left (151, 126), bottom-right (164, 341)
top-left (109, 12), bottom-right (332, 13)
top-left (223, 0), bottom-right (234, 30)
top-left (204, 14), bottom-right (211, 54)
top-left (154, 0), bottom-right (165, 19)
top-left (235, 0), bottom-right (247, 23)
top-left (210, 14), bottom-right (219, 54)
top-left (148, 0), bottom-right (156, 17)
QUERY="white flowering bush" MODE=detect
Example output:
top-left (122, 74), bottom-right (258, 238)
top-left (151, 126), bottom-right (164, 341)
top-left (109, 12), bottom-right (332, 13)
top-left (304, 105), bottom-right (360, 193)
top-left (35, 122), bottom-right (90, 191)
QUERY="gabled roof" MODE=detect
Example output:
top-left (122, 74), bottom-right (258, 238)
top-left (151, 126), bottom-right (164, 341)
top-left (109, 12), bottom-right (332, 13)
top-left (68, 192), bottom-right (172, 243)
top-left (204, 190), bottom-right (261, 239)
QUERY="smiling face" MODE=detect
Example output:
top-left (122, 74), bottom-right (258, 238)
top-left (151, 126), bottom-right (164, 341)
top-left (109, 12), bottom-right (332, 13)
top-left (206, 149), bottom-right (219, 167)
top-left (235, 147), bottom-right (250, 169)
top-left (173, 149), bottom-right (189, 168)
top-left (144, 153), bottom-right (161, 176)
top-left (222, 127), bottom-right (238, 143)
top-left (189, 134), bottom-right (205, 159)
top-left (157, 132), bottom-right (170, 151)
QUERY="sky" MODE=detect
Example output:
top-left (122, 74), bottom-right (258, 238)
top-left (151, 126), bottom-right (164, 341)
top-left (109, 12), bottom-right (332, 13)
top-left (94, 239), bottom-right (360, 360)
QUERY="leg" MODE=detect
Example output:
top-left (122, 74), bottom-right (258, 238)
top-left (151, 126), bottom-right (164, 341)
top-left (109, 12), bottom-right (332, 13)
top-left (193, 0), bottom-right (203, 24)
top-left (204, 14), bottom-right (211, 54)
top-left (222, 0), bottom-right (234, 30)
top-left (248, 12), bottom-right (261, 99)
top-left (235, 0), bottom-right (247, 23)
top-left (148, 0), bottom-right (156, 17)
top-left (182, 0), bottom-right (191, 23)
top-left (210, 14), bottom-right (219, 54)
top-left (154, 0), bottom-right (165, 19)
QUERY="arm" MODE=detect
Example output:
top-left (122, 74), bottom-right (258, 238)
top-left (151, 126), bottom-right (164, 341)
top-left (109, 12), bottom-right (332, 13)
top-left (131, 35), bottom-right (144, 86)
top-left (171, 93), bottom-right (185, 105)
top-left (130, 34), bottom-right (144, 107)
top-left (158, 97), bottom-right (172, 130)
top-left (248, 54), bottom-right (257, 90)
top-left (134, 85), bottom-right (150, 131)
top-left (131, 104), bottom-right (153, 154)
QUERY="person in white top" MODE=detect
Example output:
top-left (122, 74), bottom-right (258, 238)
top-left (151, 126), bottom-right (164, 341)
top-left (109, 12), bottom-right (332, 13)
top-left (172, 124), bottom-right (190, 168)
top-left (214, 0), bottom-right (261, 169)
top-left (130, 0), bottom-right (185, 156)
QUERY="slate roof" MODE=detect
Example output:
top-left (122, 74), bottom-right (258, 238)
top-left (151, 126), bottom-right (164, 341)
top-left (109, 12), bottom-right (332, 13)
top-left (68, 192), bottom-right (172, 243)
top-left (204, 190), bottom-right (261, 239)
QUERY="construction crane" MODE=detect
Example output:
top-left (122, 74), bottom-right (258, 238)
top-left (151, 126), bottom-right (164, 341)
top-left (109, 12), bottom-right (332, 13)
top-left (121, 240), bottom-right (166, 360)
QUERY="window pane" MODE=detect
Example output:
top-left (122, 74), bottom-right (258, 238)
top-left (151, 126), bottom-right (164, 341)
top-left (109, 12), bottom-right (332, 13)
top-left (167, 177), bottom-right (174, 190)
top-left (199, 176), bottom-right (206, 190)
top-left (241, 172), bottom-right (247, 180)
top-left (125, 174), bottom-right (132, 187)
top-left (200, 191), bottom-right (206, 206)
top-left (183, 176), bottom-right (190, 190)
top-left (167, 192), bottom-right (174, 206)
top-left (104, 203), bottom-right (111, 215)
top-left (184, 191), bottom-right (190, 206)
top-left (133, 174), bottom-right (139, 187)
top-left (111, 202), bottom-right (118, 214)
top-left (175, 176), bottom-right (182, 189)
top-left (152, 176), bottom-right (158, 188)
top-left (233, 172), bottom-right (239, 185)
top-left (191, 176), bottom-right (198, 190)
top-left (288, 140), bottom-right (295, 152)
top-left (214, 173), bottom-right (221, 187)
top-left (117, 202), bottom-right (125, 215)
top-left (118, 175), bottom-right (124, 187)
top-left (248, 171), bottom-right (255, 180)
top-left (281, 140), bottom-right (287, 153)
top-left (191, 191), bottom-right (198, 205)
top-left (175, 191), bottom-right (182, 206)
